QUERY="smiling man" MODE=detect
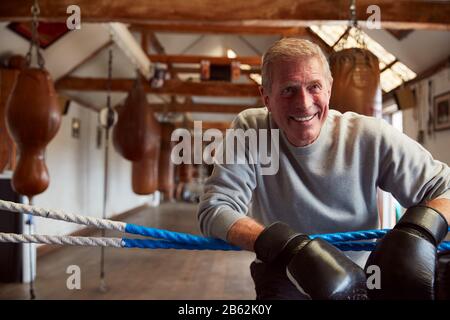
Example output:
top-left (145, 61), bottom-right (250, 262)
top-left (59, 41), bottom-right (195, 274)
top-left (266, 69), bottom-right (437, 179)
top-left (197, 38), bottom-right (450, 300)
top-left (261, 49), bottom-right (331, 148)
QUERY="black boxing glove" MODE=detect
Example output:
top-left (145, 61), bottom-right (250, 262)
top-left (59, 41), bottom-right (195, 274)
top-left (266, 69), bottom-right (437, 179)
top-left (254, 222), bottom-right (368, 300)
top-left (364, 205), bottom-right (448, 300)
top-left (436, 252), bottom-right (450, 300)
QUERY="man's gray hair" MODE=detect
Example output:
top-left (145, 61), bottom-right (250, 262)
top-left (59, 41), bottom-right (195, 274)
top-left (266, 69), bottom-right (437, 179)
top-left (261, 38), bottom-right (333, 92)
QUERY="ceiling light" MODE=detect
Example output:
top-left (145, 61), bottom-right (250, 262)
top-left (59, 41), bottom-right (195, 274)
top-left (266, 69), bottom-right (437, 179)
top-left (227, 49), bottom-right (237, 59)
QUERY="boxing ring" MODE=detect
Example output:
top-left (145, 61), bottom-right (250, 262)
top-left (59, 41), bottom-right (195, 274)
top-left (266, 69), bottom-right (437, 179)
top-left (0, 199), bottom-right (449, 252)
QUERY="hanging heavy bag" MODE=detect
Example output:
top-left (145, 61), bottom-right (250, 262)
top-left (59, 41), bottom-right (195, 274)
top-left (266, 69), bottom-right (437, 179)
top-left (6, 68), bottom-right (61, 198)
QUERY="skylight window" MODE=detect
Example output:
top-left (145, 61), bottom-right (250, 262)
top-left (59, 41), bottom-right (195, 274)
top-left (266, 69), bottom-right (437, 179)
top-left (390, 62), bottom-right (416, 82)
top-left (380, 68), bottom-right (404, 92)
top-left (310, 25), bottom-right (416, 93)
top-left (309, 25), bottom-right (347, 47)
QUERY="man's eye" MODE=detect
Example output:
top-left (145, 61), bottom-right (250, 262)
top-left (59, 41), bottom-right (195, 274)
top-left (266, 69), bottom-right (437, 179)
top-left (309, 84), bottom-right (321, 92)
top-left (282, 87), bottom-right (294, 95)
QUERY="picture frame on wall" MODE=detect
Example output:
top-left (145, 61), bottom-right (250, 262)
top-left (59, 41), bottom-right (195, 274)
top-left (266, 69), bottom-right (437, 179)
top-left (434, 91), bottom-right (450, 131)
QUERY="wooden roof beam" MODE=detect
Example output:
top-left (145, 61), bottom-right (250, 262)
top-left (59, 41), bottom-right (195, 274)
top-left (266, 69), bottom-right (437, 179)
top-left (1, 1), bottom-right (449, 30)
top-left (151, 103), bottom-right (262, 114)
top-left (172, 66), bottom-right (260, 75)
top-left (130, 23), bottom-right (308, 36)
top-left (56, 77), bottom-right (261, 97)
top-left (148, 54), bottom-right (261, 66)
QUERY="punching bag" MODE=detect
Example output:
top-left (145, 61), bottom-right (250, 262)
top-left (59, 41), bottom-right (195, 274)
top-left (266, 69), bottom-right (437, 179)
top-left (175, 162), bottom-right (194, 202)
top-left (0, 55), bottom-right (27, 173)
top-left (113, 76), bottom-right (161, 195)
top-left (329, 48), bottom-right (381, 117)
top-left (178, 163), bottom-right (194, 183)
top-left (5, 68), bottom-right (61, 198)
top-left (132, 149), bottom-right (159, 195)
top-left (158, 122), bottom-right (176, 201)
top-left (113, 76), bottom-right (161, 161)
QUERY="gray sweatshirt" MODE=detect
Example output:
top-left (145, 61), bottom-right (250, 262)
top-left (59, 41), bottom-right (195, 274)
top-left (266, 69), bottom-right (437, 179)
top-left (197, 108), bottom-right (450, 259)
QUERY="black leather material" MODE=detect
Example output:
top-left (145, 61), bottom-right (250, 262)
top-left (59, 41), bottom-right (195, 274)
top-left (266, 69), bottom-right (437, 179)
top-left (254, 222), bottom-right (309, 265)
top-left (396, 206), bottom-right (448, 245)
top-left (436, 252), bottom-right (450, 300)
top-left (254, 222), bottom-right (368, 300)
top-left (287, 238), bottom-right (368, 300)
top-left (365, 206), bottom-right (448, 300)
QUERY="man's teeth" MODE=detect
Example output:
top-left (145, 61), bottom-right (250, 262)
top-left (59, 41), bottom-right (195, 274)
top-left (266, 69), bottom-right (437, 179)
top-left (292, 114), bottom-right (315, 121)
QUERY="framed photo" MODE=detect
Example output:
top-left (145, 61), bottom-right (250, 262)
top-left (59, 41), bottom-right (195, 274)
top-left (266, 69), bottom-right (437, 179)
top-left (434, 91), bottom-right (450, 131)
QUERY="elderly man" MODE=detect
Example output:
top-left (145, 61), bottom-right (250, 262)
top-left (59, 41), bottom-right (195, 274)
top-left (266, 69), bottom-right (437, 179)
top-left (197, 38), bottom-right (450, 300)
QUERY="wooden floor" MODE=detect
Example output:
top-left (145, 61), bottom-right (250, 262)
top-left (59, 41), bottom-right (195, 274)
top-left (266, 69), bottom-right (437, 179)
top-left (0, 202), bottom-right (256, 300)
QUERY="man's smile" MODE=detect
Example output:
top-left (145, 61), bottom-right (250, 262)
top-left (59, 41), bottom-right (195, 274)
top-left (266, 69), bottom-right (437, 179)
top-left (289, 112), bottom-right (319, 123)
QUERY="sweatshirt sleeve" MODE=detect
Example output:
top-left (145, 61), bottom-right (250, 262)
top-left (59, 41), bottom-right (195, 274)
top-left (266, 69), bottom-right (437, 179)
top-left (377, 120), bottom-right (450, 207)
top-left (197, 115), bottom-right (257, 241)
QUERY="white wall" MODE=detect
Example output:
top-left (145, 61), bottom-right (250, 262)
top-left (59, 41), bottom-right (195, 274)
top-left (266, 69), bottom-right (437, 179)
top-left (0, 23), bottom-right (111, 80)
top-left (31, 101), bottom-right (154, 237)
top-left (402, 67), bottom-right (450, 165)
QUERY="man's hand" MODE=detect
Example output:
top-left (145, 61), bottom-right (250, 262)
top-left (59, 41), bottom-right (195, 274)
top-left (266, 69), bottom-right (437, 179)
top-left (254, 222), bottom-right (368, 300)
top-left (364, 205), bottom-right (449, 299)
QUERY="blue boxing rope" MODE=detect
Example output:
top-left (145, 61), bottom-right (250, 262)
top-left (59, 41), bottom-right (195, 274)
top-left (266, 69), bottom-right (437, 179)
top-left (0, 199), bottom-right (449, 252)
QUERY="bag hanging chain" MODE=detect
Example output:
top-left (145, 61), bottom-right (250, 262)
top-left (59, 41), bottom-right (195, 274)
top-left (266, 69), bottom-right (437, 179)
top-left (349, 0), bottom-right (366, 49)
top-left (26, 0), bottom-right (45, 69)
top-left (335, 0), bottom-right (366, 51)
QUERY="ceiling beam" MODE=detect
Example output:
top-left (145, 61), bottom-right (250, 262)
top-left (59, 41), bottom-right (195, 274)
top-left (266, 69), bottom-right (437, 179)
top-left (146, 32), bottom-right (180, 81)
top-left (148, 54), bottom-right (261, 66)
top-left (1, 1), bottom-right (449, 30)
top-left (130, 23), bottom-right (308, 36)
top-left (66, 99), bottom-right (260, 113)
top-left (148, 33), bottom-right (166, 55)
top-left (172, 66), bottom-right (260, 75)
top-left (151, 103), bottom-right (261, 114)
top-left (56, 77), bottom-right (261, 97)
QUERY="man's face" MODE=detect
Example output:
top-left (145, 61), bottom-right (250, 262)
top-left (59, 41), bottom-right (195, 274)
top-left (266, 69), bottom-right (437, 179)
top-left (261, 57), bottom-right (332, 147)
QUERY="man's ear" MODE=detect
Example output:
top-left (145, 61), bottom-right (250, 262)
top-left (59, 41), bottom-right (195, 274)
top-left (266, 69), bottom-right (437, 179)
top-left (259, 86), bottom-right (271, 111)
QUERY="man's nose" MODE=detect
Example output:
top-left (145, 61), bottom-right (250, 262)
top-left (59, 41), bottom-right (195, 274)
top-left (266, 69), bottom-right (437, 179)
top-left (294, 88), bottom-right (313, 109)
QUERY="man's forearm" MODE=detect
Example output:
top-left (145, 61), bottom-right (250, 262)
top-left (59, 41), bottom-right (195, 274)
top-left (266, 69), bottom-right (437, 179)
top-left (226, 217), bottom-right (265, 251)
top-left (425, 197), bottom-right (450, 225)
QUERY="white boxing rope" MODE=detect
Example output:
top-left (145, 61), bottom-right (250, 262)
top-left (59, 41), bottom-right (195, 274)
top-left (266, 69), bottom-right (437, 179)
top-left (0, 200), bottom-right (126, 232)
top-left (0, 232), bottom-right (123, 248)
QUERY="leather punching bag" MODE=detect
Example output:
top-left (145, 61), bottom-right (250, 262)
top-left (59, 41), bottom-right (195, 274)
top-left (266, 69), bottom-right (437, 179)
top-left (6, 68), bottom-right (62, 198)
top-left (113, 76), bottom-right (161, 195)
top-left (0, 56), bottom-right (26, 173)
top-left (158, 122), bottom-right (176, 201)
top-left (113, 76), bottom-right (161, 161)
top-left (329, 48), bottom-right (382, 117)
top-left (132, 149), bottom-right (159, 195)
